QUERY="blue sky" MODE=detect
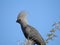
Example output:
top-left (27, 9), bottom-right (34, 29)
top-left (0, 0), bottom-right (60, 45)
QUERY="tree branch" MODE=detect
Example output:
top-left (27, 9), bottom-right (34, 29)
top-left (24, 39), bottom-right (35, 45)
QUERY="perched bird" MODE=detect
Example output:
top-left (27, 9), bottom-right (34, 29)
top-left (16, 11), bottom-right (46, 45)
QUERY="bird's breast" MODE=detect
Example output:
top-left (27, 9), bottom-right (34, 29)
top-left (21, 26), bottom-right (31, 38)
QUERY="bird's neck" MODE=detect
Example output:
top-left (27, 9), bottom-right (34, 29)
top-left (20, 20), bottom-right (28, 28)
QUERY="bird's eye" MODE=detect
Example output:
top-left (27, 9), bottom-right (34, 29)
top-left (16, 19), bottom-right (21, 23)
top-left (19, 19), bottom-right (21, 21)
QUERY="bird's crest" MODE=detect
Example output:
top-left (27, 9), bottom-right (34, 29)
top-left (17, 11), bottom-right (27, 20)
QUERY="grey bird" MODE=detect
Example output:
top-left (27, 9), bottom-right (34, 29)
top-left (16, 11), bottom-right (46, 45)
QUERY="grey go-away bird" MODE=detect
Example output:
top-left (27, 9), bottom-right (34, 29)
top-left (16, 11), bottom-right (46, 45)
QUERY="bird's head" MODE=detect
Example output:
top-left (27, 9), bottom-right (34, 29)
top-left (16, 11), bottom-right (27, 24)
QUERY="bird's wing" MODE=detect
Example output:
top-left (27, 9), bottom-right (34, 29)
top-left (26, 25), bottom-right (46, 45)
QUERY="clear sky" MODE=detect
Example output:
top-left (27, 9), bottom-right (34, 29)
top-left (0, 0), bottom-right (60, 45)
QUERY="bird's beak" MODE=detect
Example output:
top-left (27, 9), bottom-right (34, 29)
top-left (16, 19), bottom-right (20, 23)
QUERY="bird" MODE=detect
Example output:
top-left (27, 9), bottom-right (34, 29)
top-left (16, 11), bottom-right (46, 45)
